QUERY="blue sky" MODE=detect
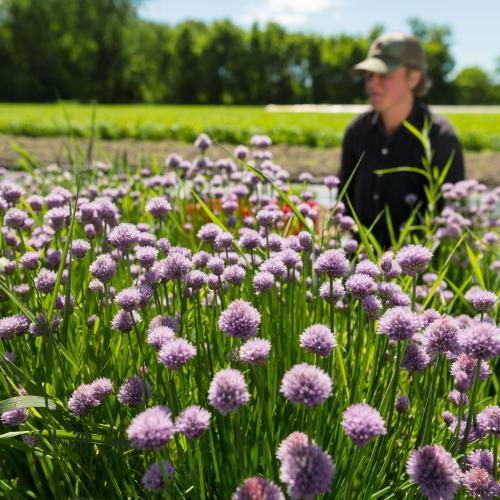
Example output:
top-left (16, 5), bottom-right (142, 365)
top-left (139, 0), bottom-right (499, 75)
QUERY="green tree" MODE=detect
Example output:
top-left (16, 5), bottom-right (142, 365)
top-left (453, 66), bottom-right (497, 104)
top-left (407, 18), bottom-right (455, 103)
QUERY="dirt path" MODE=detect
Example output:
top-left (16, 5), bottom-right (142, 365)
top-left (1, 134), bottom-right (498, 186)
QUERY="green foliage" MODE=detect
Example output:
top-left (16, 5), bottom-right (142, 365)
top-left (0, 0), bottom-right (497, 105)
top-left (1, 103), bottom-right (500, 151)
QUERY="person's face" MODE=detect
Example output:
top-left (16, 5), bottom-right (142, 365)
top-left (364, 67), bottom-right (421, 113)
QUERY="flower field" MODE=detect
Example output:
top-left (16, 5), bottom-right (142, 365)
top-left (0, 132), bottom-right (499, 499)
top-left (1, 103), bottom-right (500, 151)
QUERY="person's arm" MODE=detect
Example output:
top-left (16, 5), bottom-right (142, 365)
top-left (431, 121), bottom-right (465, 184)
top-left (337, 124), bottom-right (357, 205)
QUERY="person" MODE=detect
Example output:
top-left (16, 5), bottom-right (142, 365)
top-left (338, 33), bottom-right (465, 248)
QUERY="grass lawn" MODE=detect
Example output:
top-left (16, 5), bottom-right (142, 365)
top-left (0, 103), bottom-right (499, 151)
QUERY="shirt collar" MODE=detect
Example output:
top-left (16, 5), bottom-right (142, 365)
top-left (371, 98), bottom-right (429, 137)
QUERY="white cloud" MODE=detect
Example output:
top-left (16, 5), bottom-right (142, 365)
top-left (241, 0), bottom-right (343, 27)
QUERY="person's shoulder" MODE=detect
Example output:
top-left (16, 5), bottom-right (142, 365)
top-left (345, 108), bottom-right (377, 136)
top-left (423, 105), bottom-right (459, 139)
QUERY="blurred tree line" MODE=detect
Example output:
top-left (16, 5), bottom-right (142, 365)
top-left (0, 0), bottom-right (499, 104)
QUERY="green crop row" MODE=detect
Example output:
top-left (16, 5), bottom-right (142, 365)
top-left (0, 104), bottom-right (499, 151)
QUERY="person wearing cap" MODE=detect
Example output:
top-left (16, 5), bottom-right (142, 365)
top-left (338, 33), bottom-right (464, 247)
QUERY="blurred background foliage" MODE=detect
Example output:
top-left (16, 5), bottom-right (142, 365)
top-left (0, 0), bottom-right (499, 104)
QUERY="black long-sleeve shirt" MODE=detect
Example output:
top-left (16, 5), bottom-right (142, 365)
top-left (338, 99), bottom-right (465, 247)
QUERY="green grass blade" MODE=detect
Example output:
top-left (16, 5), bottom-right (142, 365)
top-left (0, 280), bottom-right (37, 323)
top-left (325, 152), bottom-right (364, 227)
top-left (465, 242), bottom-right (486, 289)
top-left (215, 141), bottom-right (316, 239)
top-left (47, 188), bottom-right (79, 324)
top-left (422, 233), bottom-right (467, 309)
top-left (374, 166), bottom-right (431, 181)
top-left (344, 194), bottom-right (377, 261)
top-left (39, 429), bottom-right (130, 448)
top-left (0, 396), bottom-right (56, 413)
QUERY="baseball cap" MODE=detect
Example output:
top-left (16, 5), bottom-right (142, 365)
top-left (353, 33), bottom-right (428, 75)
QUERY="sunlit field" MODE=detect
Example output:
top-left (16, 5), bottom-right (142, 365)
top-left (0, 131), bottom-right (499, 498)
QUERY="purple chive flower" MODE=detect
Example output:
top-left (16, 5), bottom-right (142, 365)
top-left (0, 180), bottom-right (24, 203)
top-left (324, 175), bottom-right (340, 189)
top-left (71, 239), bottom-right (91, 259)
top-left (300, 324), bottom-right (336, 356)
top-left (378, 306), bottom-right (420, 342)
top-left (467, 449), bottom-right (494, 472)
top-left (186, 270), bottom-right (208, 291)
top-left (346, 273), bottom-right (377, 300)
top-left (194, 132), bottom-right (211, 150)
top-left (459, 322), bottom-right (500, 360)
top-left (355, 260), bottom-right (380, 279)
top-left (142, 460), bottom-right (174, 491)
top-left (192, 251), bottom-right (210, 268)
top-left (396, 395), bottom-right (410, 413)
top-left (362, 295), bottom-right (382, 320)
top-left (108, 223), bottom-right (140, 252)
top-left (146, 197), bottom-right (172, 218)
top-left (135, 246), bottom-right (158, 268)
top-left (465, 287), bottom-right (497, 313)
top-left (161, 254), bottom-right (192, 281)
top-left (207, 256), bottom-right (225, 276)
top-left (420, 309), bottom-right (441, 328)
top-left (4, 208), bottom-right (28, 228)
top-left (319, 280), bottom-right (345, 303)
top-left (477, 406), bottom-right (500, 437)
top-left (90, 378), bottom-right (113, 402)
top-left (127, 406), bottom-right (175, 449)
top-left (450, 354), bottom-right (490, 392)
top-left (20, 251), bottom-right (40, 270)
top-left (115, 287), bottom-right (141, 311)
top-left (218, 299), bottom-right (261, 339)
top-left (117, 376), bottom-right (152, 406)
top-left (276, 432), bottom-right (314, 462)
top-left (342, 404), bottom-right (386, 447)
top-left (402, 343), bottom-right (431, 372)
top-left (232, 477), bottom-right (284, 500)
top-left (111, 310), bottom-right (139, 333)
top-left (260, 258), bottom-right (286, 279)
top-left (175, 405), bottom-right (211, 439)
top-left (89, 254), bottom-right (116, 283)
top-left (158, 338), bottom-right (196, 369)
top-left (147, 326), bottom-right (175, 351)
top-left (278, 248), bottom-right (301, 269)
top-left (198, 223), bottom-right (221, 244)
top-left (0, 314), bottom-right (30, 340)
top-left (395, 244), bottom-right (433, 276)
top-left (35, 268), bottom-right (57, 294)
top-left (1, 407), bottom-right (28, 426)
top-left (252, 271), bottom-right (274, 293)
top-left (406, 445), bottom-right (461, 500)
top-left (45, 207), bottom-right (70, 229)
top-left (68, 384), bottom-right (100, 416)
top-left (256, 209), bottom-right (280, 228)
top-left (461, 467), bottom-right (498, 499)
top-left (442, 411), bottom-right (454, 426)
top-left (314, 249), bottom-right (350, 278)
top-left (448, 390), bottom-right (468, 407)
top-left (280, 363), bottom-right (332, 408)
top-left (279, 441), bottom-right (335, 499)
top-left (422, 316), bottom-right (459, 356)
top-left (239, 338), bottom-right (272, 365)
top-left (208, 368), bottom-right (250, 415)
top-left (88, 279), bottom-right (104, 293)
top-left (239, 229), bottom-right (263, 251)
top-left (298, 231), bottom-right (312, 251)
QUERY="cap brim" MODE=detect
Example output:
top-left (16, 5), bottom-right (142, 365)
top-left (352, 57), bottom-right (401, 75)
